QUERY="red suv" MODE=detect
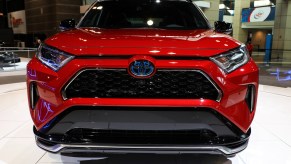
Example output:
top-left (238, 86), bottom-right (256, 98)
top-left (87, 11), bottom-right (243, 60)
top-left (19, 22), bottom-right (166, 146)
top-left (27, 0), bottom-right (258, 157)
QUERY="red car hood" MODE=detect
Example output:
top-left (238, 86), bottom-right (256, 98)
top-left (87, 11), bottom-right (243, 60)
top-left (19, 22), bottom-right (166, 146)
top-left (45, 28), bottom-right (241, 57)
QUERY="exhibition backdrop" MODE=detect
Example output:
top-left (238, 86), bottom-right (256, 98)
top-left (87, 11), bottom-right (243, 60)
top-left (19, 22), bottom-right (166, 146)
top-left (242, 6), bottom-right (275, 23)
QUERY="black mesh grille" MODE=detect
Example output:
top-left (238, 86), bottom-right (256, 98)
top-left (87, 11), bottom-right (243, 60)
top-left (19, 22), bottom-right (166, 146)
top-left (64, 69), bottom-right (220, 100)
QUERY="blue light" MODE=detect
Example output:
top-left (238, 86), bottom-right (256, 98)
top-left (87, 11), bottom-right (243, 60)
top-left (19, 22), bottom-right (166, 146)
top-left (270, 68), bottom-right (291, 81)
top-left (37, 100), bottom-right (54, 123)
top-left (43, 117), bottom-right (56, 129)
top-left (28, 68), bottom-right (37, 77)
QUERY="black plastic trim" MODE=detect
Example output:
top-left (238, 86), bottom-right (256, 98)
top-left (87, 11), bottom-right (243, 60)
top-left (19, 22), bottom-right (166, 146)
top-left (245, 85), bottom-right (256, 113)
top-left (35, 107), bottom-right (247, 144)
top-left (29, 82), bottom-right (39, 110)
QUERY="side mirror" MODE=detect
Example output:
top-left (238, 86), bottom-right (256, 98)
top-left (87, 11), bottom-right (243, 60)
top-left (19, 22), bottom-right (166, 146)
top-left (59, 19), bottom-right (76, 31)
top-left (214, 21), bottom-right (232, 35)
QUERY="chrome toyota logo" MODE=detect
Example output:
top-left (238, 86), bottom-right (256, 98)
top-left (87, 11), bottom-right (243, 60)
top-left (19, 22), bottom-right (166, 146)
top-left (129, 60), bottom-right (155, 78)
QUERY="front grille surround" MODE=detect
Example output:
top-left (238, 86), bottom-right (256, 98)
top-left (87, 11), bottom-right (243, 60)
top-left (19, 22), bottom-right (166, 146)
top-left (62, 69), bottom-right (222, 101)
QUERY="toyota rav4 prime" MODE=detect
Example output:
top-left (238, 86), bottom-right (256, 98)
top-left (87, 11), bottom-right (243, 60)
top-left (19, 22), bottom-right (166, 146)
top-left (27, 0), bottom-right (258, 157)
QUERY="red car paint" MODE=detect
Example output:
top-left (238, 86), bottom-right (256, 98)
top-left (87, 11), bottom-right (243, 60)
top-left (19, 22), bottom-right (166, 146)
top-left (26, 0), bottom-right (259, 155)
top-left (27, 28), bottom-right (258, 133)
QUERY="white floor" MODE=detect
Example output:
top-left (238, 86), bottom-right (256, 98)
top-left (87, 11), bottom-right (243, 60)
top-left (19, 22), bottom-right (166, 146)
top-left (0, 83), bottom-right (291, 164)
top-left (0, 58), bottom-right (30, 72)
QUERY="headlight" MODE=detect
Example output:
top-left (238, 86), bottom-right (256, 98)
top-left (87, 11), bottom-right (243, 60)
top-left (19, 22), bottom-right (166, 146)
top-left (37, 44), bottom-right (74, 71)
top-left (210, 45), bottom-right (249, 73)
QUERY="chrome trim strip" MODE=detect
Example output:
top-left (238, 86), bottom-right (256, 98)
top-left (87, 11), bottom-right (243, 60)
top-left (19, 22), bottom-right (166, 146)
top-left (62, 69), bottom-right (222, 102)
top-left (36, 136), bottom-right (247, 155)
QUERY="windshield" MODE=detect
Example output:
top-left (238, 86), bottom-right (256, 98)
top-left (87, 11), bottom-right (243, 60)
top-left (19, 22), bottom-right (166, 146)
top-left (79, 1), bottom-right (210, 30)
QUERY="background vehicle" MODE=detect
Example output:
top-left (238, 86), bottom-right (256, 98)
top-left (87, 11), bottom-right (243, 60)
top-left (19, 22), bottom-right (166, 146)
top-left (0, 51), bottom-right (21, 64)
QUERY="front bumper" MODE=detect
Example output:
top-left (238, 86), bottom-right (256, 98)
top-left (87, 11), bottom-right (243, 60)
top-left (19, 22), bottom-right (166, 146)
top-left (33, 107), bottom-right (251, 156)
top-left (35, 136), bottom-right (249, 156)
top-left (27, 57), bottom-right (258, 133)
top-left (27, 56), bottom-right (258, 156)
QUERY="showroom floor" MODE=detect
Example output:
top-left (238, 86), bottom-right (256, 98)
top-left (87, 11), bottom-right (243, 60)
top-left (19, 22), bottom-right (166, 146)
top-left (0, 83), bottom-right (291, 164)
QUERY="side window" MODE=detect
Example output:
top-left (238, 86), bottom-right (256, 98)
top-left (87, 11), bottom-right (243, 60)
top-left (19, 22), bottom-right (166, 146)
top-left (80, 8), bottom-right (102, 27)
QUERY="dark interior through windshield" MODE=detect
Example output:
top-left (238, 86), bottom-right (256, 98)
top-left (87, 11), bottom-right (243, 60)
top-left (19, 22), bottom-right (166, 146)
top-left (79, 1), bottom-right (210, 30)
